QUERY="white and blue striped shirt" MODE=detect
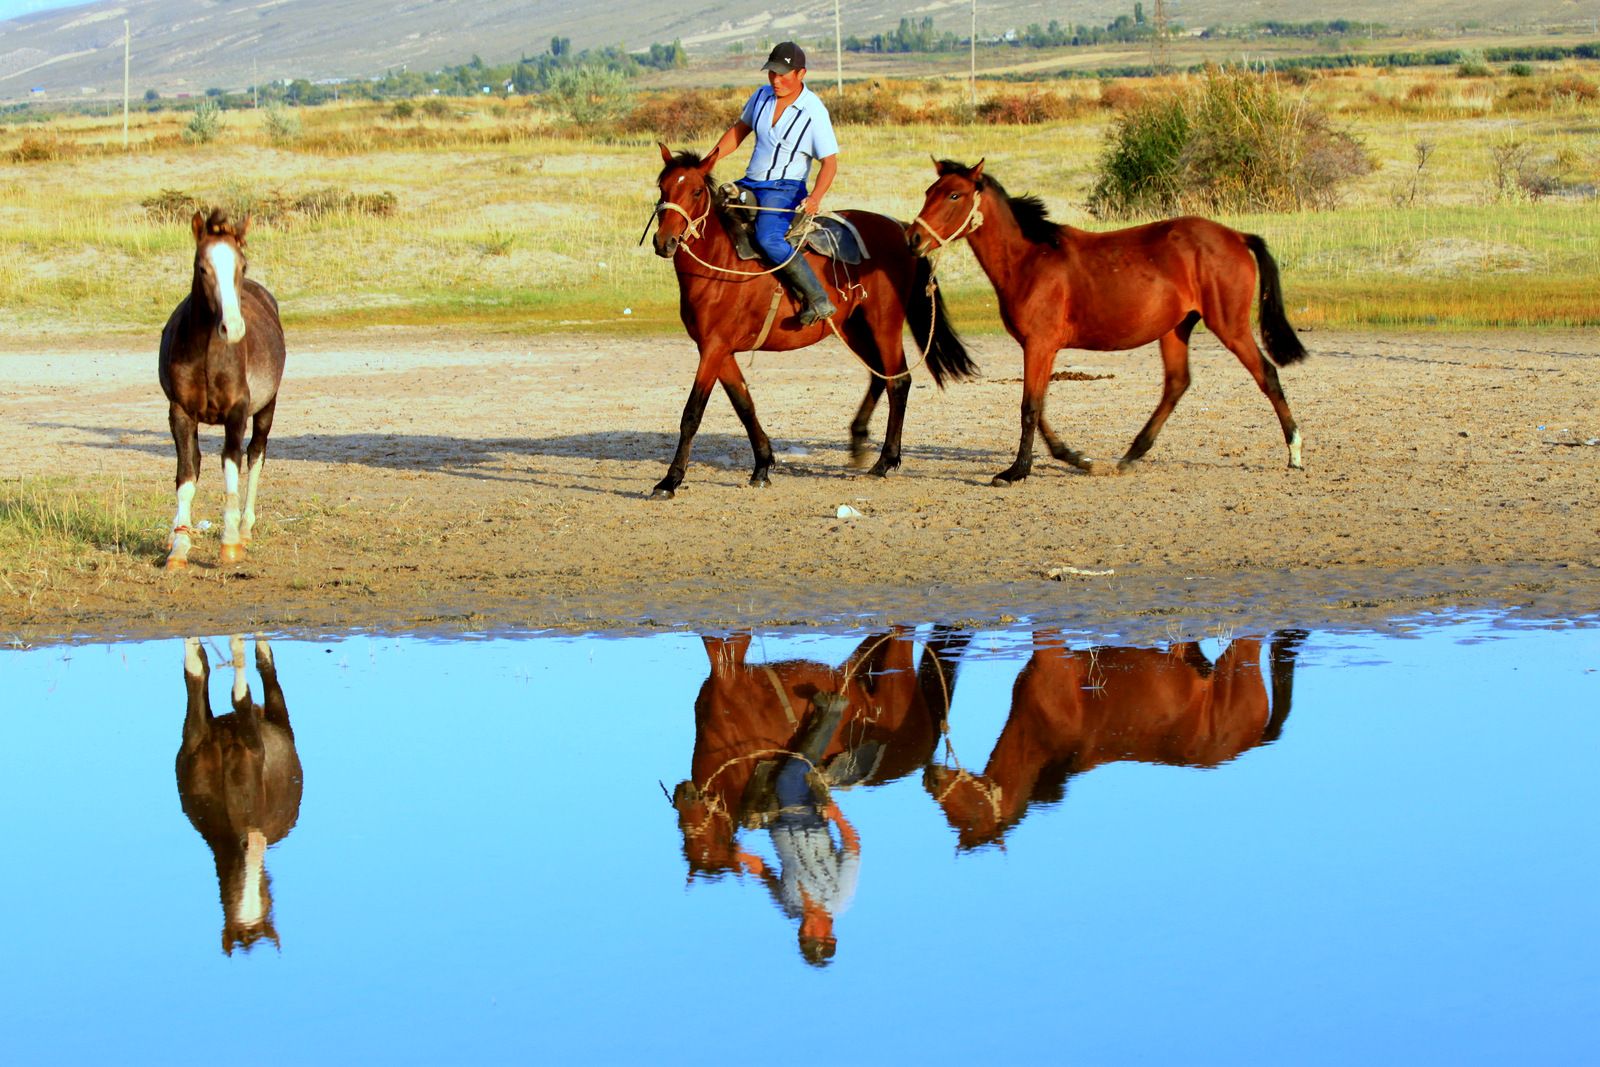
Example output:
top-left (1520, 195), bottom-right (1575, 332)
top-left (738, 85), bottom-right (839, 184)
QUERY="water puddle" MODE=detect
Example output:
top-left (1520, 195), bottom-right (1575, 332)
top-left (2, 615), bottom-right (1596, 1063)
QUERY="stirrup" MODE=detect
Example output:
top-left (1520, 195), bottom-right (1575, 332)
top-left (797, 298), bottom-right (837, 327)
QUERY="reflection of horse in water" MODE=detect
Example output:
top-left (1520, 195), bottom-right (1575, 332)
top-left (925, 631), bottom-right (1306, 850)
top-left (671, 628), bottom-right (968, 964)
top-left (176, 635), bottom-right (303, 954)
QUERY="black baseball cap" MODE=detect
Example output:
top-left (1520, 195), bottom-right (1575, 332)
top-left (761, 42), bottom-right (806, 74)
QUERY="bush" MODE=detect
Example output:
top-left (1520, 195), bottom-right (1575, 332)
top-left (624, 90), bottom-right (728, 141)
top-left (182, 100), bottom-right (224, 144)
top-left (543, 65), bottom-right (634, 128)
top-left (1088, 65), bottom-right (1371, 218)
top-left (1456, 50), bottom-right (1492, 77)
top-left (824, 83), bottom-right (915, 125)
top-left (262, 103), bottom-right (301, 145)
top-left (141, 188), bottom-right (202, 224)
top-left (976, 91), bottom-right (1090, 124)
top-left (8, 135), bottom-right (65, 163)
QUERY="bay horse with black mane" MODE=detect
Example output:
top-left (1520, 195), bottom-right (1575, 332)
top-left (158, 209), bottom-right (286, 569)
top-left (908, 159), bottom-right (1308, 486)
top-left (648, 144), bottom-right (976, 498)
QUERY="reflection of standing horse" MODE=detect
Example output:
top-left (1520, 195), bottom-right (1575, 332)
top-left (647, 145), bottom-right (977, 498)
top-left (158, 209), bottom-right (286, 569)
top-left (925, 631), bottom-right (1306, 850)
top-left (908, 159), bottom-right (1307, 485)
top-left (671, 627), bottom-right (969, 964)
top-left (176, 635), bottom-right (303, 954)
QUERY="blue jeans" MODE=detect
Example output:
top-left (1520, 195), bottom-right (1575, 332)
top-left (738, 178), bottom-right (807, 263)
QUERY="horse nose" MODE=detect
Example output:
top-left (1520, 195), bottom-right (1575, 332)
top-left (907, 229), bottom-right (924, 255)
top-left (654, 233), bottom-right (679, 258)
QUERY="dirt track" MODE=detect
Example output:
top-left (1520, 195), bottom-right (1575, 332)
top-left (2, 326), bottom-right (1597, 643)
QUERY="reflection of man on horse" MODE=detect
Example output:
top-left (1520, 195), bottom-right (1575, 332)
top-left (709, 41), bottom-right (839, 325)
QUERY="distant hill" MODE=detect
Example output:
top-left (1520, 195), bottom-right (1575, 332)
top-left (0, 0), bottom-right (1588, 102)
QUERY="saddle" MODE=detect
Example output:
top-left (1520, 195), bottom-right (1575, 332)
top-left (718, 184), bottom-right (870, 266)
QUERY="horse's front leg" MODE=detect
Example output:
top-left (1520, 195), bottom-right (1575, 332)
top-left (1037, 416), bottom-right (1094, 472)
top-left (652, 343), bottom-right (729, 499)
top-left (166, 403), bottom-right (201, 570)
top-left (718, 357), bottom-right (774, 488)
top-left (240, 397), bottom-right (275, 544)
top-left (848, 376), bottom-right (886, 469)
top-left (218, 405), bottom-right (249, 563)
top-left (993, 342), bottom-right (1055, 486)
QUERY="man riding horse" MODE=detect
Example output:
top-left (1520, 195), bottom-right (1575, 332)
top-left (708, 41), bottom-right (839, 326)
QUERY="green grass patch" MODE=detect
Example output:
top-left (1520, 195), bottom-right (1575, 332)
top-left (0, 477), bottom-right (168, 560)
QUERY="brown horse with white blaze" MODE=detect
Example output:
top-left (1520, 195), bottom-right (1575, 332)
top-left (648, 144), bottom-right (976, 498)
top-left (908, 159), bottom-right (1308, 486)
top-left (158, 209), bottom-right (286, 569)
top-left (176, 635), bottom-right (303, 954)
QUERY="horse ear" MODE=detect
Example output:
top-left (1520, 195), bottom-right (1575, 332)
top-left (237, 214), bottom-right (251, 243)
top-left (970, 158), bottom-right (986, 184)
top-left (701, 144), bottom-right (721, 170)
top-left (932, 155), bottom-right (948, 174)
top-left (190, 210), bottom-right (205, 242)
top-left (658, 141), bottom-right (673, 164)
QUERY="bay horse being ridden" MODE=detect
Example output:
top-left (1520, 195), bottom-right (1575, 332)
top-left (925, 630), bottom-right (1306, 850)
top-left (176, 635), bottom-right (303, 954)
top-left (648, 144), bottom-right (976, 498)
top-left (908, 160), bottom-right (1308, 486)
top-left (158, 209), bottom-right (286, 568)
top-left (670, 628), bottom-right (969, 963)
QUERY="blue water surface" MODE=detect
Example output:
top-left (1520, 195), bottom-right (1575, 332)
top-left (0, 616), bottom-right (1596, 1065)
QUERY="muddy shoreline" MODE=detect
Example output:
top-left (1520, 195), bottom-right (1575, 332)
top-left (3, 328), bottom-right (1597, 645)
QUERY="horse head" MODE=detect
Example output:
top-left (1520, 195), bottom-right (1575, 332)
top-left (908, 157), bottom-right (986, 256)
top-left (189, 208), bottom-right (251, 345)
top-left (670, 778), bottom-right (742, 877)
top-left (922, 762), bottom-right (1009, 851)
top-left (652, 142), bottom-right (721, 258)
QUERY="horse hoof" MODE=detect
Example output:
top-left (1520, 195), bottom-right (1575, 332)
top-left (649, 486), bottom-right (676, 500)
top-left (749, 477), bottom-right (770, 489)
top-left (219, 543), bottom-right (247, 564)
top-left (991, 474), bottom-right (1018, 488)
top-left (164, 556), bottom-right (188, 571)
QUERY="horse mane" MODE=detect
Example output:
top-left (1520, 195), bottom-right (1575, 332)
top-left (939, 159), bottom-right (1062, 248)
top-left (201, 207), bottom-right (244, 240)
top-left (657, 149), bottom-right (717, 186)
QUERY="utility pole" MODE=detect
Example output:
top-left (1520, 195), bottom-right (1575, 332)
top-left (834, 0), bottom-right (843, 92)
top-left (122, 19), bottom-right (130, 148)
top-left (1151, 0), bottom-right (1170, 74)
top-left (253, 59), bottom-right (258, 109)
top-left (969, 0), bottom-right (977, 106)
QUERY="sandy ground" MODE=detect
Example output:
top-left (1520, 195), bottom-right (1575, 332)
top-left (2, 326), bottom-right (1597, 643)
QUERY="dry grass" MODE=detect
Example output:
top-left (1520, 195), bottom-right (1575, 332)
top-left (0, 64), bottom-right (1595, 336)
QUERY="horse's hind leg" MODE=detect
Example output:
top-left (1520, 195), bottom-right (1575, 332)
top-left (849, 376), bottom-right (886, 469)
top-left (850, 315), bottom-right (908, 478)
top-left (717, 357), bottom-right (775, 488)
top-left (653, 345), bottom-right (730, 499)
top-left (1212, 315), bottom-right (1302, 469)
top-left (240, 398), bottom-right (275, 545)
top-left (165, 404), bottom-right (201, 570)
top-left (1119, 314), bottom-right (1198, 470)
top-left (218, 407), bottom-right (249, 564)
top-left (1037, 416), bottom-right (1094, 472)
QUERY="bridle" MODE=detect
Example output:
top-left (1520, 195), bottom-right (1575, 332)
top-left (912, 187), bottom-right (985, 249)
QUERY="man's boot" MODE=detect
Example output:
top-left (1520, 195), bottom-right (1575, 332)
top-left (777, 257), bottom-right (837, 326)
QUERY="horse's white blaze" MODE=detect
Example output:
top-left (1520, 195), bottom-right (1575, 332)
top-left (236, 830), bottom-right (268, 925)
top-left (222, 458), bottom-right (242, 544)
top-left (1288, 430), bottom-right (1303, 469)
top-left (184, 637), bottom-right (204, 677)
top-left (206, 242), bottom-right (247, 343)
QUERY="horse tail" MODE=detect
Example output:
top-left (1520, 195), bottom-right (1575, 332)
top-left (1245, 234), bottom-right (1307, 368)
top-left (909, 254), bottom-right (979, 388)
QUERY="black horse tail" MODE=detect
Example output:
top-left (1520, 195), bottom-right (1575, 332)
top-left (1245, 234), bottom-right (1307, 368)
top-left (908, 254), bottom-right (979, 388)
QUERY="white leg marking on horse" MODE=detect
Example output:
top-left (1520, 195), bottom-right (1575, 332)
top-left (256, 636), bottom-right (273, 668)
top-left (242, 454), bottom-right (264, 539)
top-left (222, 458), bottom-right (242, 546)
top-left (169, 480), bottom-right (197, 562)
top-left (231, 634), bottom-right (247, 704)
top-left (184, 636), bottom-right (204, 677)
top-left (206, 242), bottom-right (247, 343)
top-left (1288, 430), bottom-right (1303, 469)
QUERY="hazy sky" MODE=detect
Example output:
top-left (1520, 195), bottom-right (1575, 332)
top-left (0, 0), bottom-right (82, 22)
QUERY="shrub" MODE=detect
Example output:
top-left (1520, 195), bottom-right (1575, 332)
top-left (262, 103), bottom-right (301, 145)
top-left (1088, 65), bottom-right (1371, 218)
top-left (141, 188), bottom-right (202, 224)
top-left (8, 135), bottom-right (64, 162)
top-left (824, 82), bottom-right (914, 125)
top-left (624, 90), bottom-right (727, 141)
top-left (1505, 62), bottom-right (1535, 77)
top-left (976, 90), bottom-right (1090, 124)
top-left (182, 100), bottom-right (224, 144)
top-left (1456, 50), bottom-right (1492, 77)
top-left (389, 100), bottom-right (416, 120)
top-left (543, 65), bottom-right (634, 128)
top-left (420, 97), bottom-right (456, 120)
top-left (1098, 81), bottom-right (1145, 111)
